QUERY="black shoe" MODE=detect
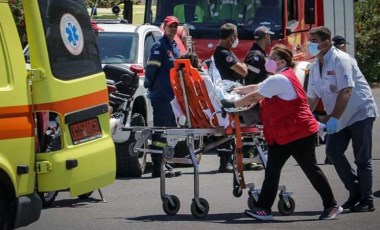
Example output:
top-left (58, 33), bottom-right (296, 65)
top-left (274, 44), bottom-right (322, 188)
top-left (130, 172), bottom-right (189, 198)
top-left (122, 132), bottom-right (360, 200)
top-left (350, 200), bottom-right (375, 212)
top-left (218, 162), bottom-right (233, 173)
top-left (324, 157), bottom-right (333, 165)
top-left (151, 169), bottom-right (161, 178)
top-left (245, 208), bottom-right (273, 221)
top-left (165, 171), bottom-right (182, 178)
top-left (341, 194), bottom-right (361, 209)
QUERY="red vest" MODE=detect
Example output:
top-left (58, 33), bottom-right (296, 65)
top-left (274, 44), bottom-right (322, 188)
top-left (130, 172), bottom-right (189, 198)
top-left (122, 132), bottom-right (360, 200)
top-left (260, 68), bottom-right (318, 145)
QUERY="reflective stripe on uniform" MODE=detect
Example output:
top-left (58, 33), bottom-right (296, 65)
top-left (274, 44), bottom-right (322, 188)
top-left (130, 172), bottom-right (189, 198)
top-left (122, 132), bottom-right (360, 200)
top-left (247, 64), bottom-right (261, 74)
top-left (147, 60), bottom-right (161, 67)
top-left (216, 148), bottom-right (232, 152)
top-left (152, 141), bottom-right (167, 148)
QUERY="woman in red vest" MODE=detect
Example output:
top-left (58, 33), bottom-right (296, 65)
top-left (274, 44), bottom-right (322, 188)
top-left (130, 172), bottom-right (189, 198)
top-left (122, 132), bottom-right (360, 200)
top-left (221, 45), bottom-right (342, 221)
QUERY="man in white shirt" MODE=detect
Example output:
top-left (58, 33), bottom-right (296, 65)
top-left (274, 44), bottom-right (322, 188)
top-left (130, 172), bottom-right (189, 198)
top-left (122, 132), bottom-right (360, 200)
top-left (307, 26), bottom-right (378, 212)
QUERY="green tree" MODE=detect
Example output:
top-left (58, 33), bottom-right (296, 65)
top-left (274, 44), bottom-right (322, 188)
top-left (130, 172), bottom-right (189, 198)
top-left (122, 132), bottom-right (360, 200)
top-left (9, 0), bottom-right (27, 47)
top-left (355, 0), bottom-right (380, 83)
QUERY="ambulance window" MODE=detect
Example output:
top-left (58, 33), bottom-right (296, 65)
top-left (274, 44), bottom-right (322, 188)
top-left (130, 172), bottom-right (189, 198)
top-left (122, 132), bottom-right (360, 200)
top-left (287, 0), bottom-right (298, 27)
top-left (38, 0), bottom-right (102, 80)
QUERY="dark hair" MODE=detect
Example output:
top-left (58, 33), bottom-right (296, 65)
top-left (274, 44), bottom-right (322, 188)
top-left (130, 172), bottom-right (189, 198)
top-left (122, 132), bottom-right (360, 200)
top-left (271, 44), bottom-right (295, 68)
top-left (309, 26), bottom-right (332, 42)
top-left (180, 52), bottom-right (201, 70)
top-left (219, 23), bottom-right (236, 39)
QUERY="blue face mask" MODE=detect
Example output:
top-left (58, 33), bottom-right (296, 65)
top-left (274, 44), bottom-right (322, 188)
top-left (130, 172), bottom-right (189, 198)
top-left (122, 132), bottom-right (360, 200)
top-left (308, 42), bottom-right (320, 56)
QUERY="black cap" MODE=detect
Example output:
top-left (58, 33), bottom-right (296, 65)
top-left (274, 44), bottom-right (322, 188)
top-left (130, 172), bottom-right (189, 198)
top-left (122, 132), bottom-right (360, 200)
top-left (254, 26), bottom-right (274, 39)
top-left (332, 35), bottom-right (350, 46)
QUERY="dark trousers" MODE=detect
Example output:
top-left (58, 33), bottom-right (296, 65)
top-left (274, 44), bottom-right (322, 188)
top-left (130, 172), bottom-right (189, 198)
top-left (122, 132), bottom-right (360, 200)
top-left (257, 133), bottom-right (337, 211)
top-left (151, 99), bottom-right (176, 165)
top-left (326, 117), bottom-right (375, 201)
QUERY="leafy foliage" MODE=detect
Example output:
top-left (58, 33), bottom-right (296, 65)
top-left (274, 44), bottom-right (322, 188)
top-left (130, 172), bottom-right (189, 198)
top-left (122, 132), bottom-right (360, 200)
top-left (354, 0), bottom-right (380, 83)
top-left (9, 0), bottom-right (27, 46)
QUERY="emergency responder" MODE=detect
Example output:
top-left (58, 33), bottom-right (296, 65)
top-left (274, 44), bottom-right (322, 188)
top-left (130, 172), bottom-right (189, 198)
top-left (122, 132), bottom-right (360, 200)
top-left (241, 26), bottom-right (274, 170)
top-left (144, 16), bottom-right (182, 178)
top-left (213, 23), bottom-right (248, 172)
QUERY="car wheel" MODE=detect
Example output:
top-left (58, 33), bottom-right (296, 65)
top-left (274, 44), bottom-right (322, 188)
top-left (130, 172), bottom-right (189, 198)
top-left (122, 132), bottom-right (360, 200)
top-left (116, 113), bottom-right (146, 177)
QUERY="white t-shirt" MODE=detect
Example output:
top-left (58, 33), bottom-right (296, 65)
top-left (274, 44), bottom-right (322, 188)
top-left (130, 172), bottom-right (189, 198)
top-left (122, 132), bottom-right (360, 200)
top-left (258, 71), bottom-right (297, 100)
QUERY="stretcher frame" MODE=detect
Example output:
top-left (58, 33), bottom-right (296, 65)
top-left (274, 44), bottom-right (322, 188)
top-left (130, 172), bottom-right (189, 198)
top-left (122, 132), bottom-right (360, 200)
top-left (124, 59), bottom-right (294, 218)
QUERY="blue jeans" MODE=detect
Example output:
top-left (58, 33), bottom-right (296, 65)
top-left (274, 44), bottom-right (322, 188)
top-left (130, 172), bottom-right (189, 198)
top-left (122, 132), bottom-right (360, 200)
top-left (326, 117), bottom-right (375, 202)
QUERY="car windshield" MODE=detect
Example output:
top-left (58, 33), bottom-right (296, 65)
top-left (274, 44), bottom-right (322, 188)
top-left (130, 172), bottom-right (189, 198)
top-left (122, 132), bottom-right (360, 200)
top-left (98, 32), bottom-right (137, 64)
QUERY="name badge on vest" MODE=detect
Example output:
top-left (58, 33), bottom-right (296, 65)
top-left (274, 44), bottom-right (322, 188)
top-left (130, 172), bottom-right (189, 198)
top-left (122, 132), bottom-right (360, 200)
top-left (327, 70), bottom-right (336, 76)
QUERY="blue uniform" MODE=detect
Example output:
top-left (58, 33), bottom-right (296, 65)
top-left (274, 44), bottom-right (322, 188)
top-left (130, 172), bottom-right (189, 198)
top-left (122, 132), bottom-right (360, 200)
top-left (144, 35), bottom-right (180, 167)
top-left (144, 35), bottom-right (180, 101)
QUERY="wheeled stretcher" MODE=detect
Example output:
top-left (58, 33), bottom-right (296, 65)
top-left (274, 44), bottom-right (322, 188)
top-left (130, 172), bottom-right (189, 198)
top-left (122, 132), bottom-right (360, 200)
top-left (125, 59), bottom-right (295, 218)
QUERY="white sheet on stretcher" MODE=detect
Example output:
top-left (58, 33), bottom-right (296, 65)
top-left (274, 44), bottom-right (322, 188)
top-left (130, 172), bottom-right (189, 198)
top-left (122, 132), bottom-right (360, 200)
top-left (171, 74), bottom-right (254, 128)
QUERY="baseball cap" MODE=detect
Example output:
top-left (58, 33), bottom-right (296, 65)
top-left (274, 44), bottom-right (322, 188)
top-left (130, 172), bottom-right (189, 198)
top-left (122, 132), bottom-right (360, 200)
top-left (254, 26), bottom-right (274, 39)
top-left (91, 21), bottom-right (104, 32)
top-left (332, 35), bottom-right (350, 46)
top-left (164, 16), bottom-right (179, 26)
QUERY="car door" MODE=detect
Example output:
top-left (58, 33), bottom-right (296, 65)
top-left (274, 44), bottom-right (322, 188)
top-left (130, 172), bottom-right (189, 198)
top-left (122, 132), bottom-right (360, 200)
top-left (25, 0), bottom-right (115, 196)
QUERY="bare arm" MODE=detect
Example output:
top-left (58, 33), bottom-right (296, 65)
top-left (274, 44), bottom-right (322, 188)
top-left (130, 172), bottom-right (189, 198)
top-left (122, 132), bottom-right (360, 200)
top-left (307, 97), bottom-right (320, 112)
top-left (234, 91), bottom-right (265, 107)
top-left (230, 62), bottom-right (248, 77)
top-left (330, 87), bottom-right (352, 119)
top-left (234, 84), bottom-right (259, 95)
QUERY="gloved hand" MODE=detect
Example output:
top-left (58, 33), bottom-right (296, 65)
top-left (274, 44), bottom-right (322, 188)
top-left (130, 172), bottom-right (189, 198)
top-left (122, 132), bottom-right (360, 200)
top-left (221, 99), bottom-right (235, 108)
top-left (326, 117), bottom-right (339, 134)
top-left (318, 122), bottom-right (327, 141)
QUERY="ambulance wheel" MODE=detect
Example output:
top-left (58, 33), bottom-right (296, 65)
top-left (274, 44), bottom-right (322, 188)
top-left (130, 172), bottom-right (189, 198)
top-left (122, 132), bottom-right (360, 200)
top-left (0, 189), bottom-right (15, 230)
top-left (38, 191), bottom-right (58, 208)
top-left (77, 191), bottom-right (93, 199)
top-left (278, 196), bottom-right (295, 216)
top-left (190, 198), bottom-right (209, 219)
top-left (233, 186), bottom-right (243, 197)
top-left (247, 195), bottom-right (259, 210)
top-left (162, 195), bottom-right (180, 216)
top-left (116, 113), bottom-right (146, 178)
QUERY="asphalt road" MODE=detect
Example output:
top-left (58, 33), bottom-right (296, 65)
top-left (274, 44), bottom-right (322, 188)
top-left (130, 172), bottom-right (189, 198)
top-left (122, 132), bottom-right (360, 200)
top-left (22, 88), bottom-right (380, 230)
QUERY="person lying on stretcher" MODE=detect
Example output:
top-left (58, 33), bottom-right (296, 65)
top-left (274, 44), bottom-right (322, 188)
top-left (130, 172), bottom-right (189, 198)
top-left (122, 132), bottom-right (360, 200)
top-left (179, 52), bottom-right (254, 114)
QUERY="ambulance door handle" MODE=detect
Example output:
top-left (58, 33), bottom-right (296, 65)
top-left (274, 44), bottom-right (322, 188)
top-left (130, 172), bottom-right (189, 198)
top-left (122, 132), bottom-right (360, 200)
top-left (66, 159), bottom-right (78, 170)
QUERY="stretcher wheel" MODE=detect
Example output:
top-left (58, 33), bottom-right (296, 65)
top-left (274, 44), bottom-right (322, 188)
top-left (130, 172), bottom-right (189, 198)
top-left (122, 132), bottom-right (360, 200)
top-left (233, 186), bottom-right (243, 197)
top-left (247, 195), bottom-right (259, 210)
top-left (190, 198), bottom-right (209, 219)
top-left (163, 146), bottom-right (175, 159)
top-left (128, 142), bottom-right (139, 157)
top-left (277, 196), bottom-right (295, 216)
top-left (162, 195), bottom-right (180, 216)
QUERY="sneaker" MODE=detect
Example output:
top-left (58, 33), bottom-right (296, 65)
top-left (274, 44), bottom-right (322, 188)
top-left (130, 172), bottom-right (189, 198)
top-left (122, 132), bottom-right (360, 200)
top-left (324, 157), bottom-right (333, 165)
top-left (244, 163), bottom-right (264, 171)
top-left (252, 154), bottom-right (264, 164)
top-left (218, 162), bottom-right (233, 173)
top-left (350, 200), bottom-right (375, 212)
top-left (319, 205), bottom-right (343, 220)
top-left (341, 194), bottom-right (361, 209)
top-left (245, 208), bottom-right (273, 221)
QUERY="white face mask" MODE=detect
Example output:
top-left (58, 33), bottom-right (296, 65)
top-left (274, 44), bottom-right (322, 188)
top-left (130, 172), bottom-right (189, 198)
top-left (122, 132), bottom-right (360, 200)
top-left (231, 38), bottom-right (239, 48)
